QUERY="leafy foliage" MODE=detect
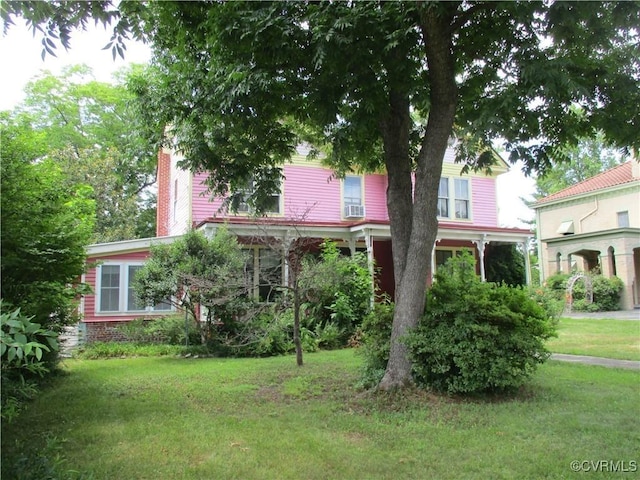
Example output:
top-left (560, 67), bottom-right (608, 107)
top-left (298, 241), bottom-right (373, 346)
top-left (534, 132), bottom-right (628, 198)
top-left (133, 228), bottom-right (252, 345)
top-left (356, 299), bottom-right (395, 389)
top-left (543, 273), bottom-right (624, 312)
top-left (485, 243), bottom-right (526, 287)
top-left (116, 316), bottom-right (200, 346)
top-left (5, 65), bottom-right (159, 241)
top-left (9, 0), bottom-right (637, 388)
top-left (0, 118), bottom-right (94, 332)
top-left (406, 253), bottom-right (557, 394)
top-left (1, 304), bottom-right (59, 423)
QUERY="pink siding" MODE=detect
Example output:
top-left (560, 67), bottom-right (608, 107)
top-left (190, 165), bottom-right (391, 224)
top-left (283, 165), bottom-right (341, 221)
top-left (365, 174), bottom-right (389, 221)
top-left (83, 250), bottom-right (152, 323)
top-left (188, 163), bottom-right (497, 227)
top-left (191, 172), bottom-right (224, 224)
top-left (471, 177), bottom-right (498, 227)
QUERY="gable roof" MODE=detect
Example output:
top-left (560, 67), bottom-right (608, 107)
top-left (534, 162), bottom-right (637, 206)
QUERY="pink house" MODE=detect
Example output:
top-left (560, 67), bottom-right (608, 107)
top-left (81, 144), bottom-right (532, 341)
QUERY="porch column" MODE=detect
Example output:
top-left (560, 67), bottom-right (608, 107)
top-left (431, 239), bottom-right (439, 280)
top-left (346, 237), bottom-right (357, 256)
top-left (283, 231), bottom-right (292, 288)
top-left (521, 240), bottom-right (532, 286)
top-left (364, 230), bottom-right (375, 307)
top-left (473, 236), bottom-right (487, 282)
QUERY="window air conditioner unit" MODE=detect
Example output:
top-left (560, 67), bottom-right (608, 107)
top-left (345, 204), bottom-right (365, 218)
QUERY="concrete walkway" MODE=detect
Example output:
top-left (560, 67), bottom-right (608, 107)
top-left (562, 310), bottom-right (640, 320)
top-left (550, 353), bottom-right (640, 370)
top-left (551, 310), bottom-right (640, 369)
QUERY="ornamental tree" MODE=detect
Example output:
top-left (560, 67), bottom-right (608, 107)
top-left (6, 1), bottom-right (638, 389)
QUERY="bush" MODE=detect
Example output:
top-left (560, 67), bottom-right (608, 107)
top-left (528, 286), bottom-right (564, 319)
top-left (543, 272), bottom-right (624, 312)
top-left (357, 298), bottom-right (394, 389)
top-left (73, 342), bottom-right (186, 359)
top-left (299, 241), bottom-right (373, 346)
top-left (406, 253), bottom-right (556, 394)
top-left (1, 304), bottom-right (59, 422)
top-left (117, 316), bottom-right (201, 345)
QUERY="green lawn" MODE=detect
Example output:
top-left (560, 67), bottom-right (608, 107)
top-left (548, 317), bottom-right (640, 360)
top-left (2, 349), bottom-right (639, 479)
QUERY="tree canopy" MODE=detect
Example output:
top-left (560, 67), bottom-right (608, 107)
top-left (6, 0), bottom-right (638, 389)
top-left (0, 112), bottom-right (95, 330)
top-left (5, 65), bottom-right (160, 241)
top-left (534, 132), bottom-right (628, 198)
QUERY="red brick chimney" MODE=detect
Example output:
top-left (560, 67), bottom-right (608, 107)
top-left (156, 148), bottom-right (171, 237)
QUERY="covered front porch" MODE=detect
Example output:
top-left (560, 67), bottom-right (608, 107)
top-left (201, 218), bottom-right (533, 302)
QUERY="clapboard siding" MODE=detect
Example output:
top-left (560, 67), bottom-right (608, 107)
top-left (471, 177), bottom-right (498, 227)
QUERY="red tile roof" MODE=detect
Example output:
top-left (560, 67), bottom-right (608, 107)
top-left (535, 162), bottom-right (637, 205)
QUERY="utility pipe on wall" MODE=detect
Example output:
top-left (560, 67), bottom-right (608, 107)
top-left (578, 197), bottom-right (599, 234)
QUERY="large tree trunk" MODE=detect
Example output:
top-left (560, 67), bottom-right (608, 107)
top-left (378, 7), bottom-right (458, 391)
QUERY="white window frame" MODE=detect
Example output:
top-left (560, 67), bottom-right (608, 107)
top-left (342, 175), bottom-right (365, 218)
top-left (454, 178), bottom-right (470, 220)
top-left (437, 177), bottom-right (471, 221)
top-left (617, 211), bottom-right (630, 228)
top-left (437, 177), bottom-right (449, 218)
top-left (242, 247), bottom-right (284, 302)
top-left (235, 179), bottom-right (282, 215)
top-left (96, 262), bottom-right (174, 314)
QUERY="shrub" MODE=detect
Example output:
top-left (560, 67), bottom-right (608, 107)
top-left (1, 304), bottom-right (60, 422)
top-left (406, 253), bottom-right (556, 394)
top-left (357, 298), bottom-right (394, 389)
top-left (543, 272), bottom-right (623, 312)
top-left (117, 316), bottom-right (201, 345)
top-left (73, 342), bottom-right (187, 359)
top-left (528, 286), bottom-right (564, 319)
top-left (574, 275), bottom-right (624, 312)
top-left (299, 241), bottom-right (373, 346)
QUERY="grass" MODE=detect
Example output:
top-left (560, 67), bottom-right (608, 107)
top-left (548, 317), bottom-right (640, 361)
top-left (2, 349), bottom-right (639, 480)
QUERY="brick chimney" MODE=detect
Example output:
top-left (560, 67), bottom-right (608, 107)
top-left (156, 147), bottom-right (172, 237)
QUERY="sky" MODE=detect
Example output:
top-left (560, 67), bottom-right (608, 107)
top-left (0, 20), bottom-right (536, 228)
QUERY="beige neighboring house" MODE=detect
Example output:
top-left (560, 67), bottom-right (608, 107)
top-left (533, 160), bottom-right (640, 310)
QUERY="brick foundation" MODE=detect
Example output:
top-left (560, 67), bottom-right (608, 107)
top-left (83, 321), bottom-right (132, 343)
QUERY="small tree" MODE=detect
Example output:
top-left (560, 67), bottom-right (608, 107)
top-left (133, 228), bottom-right (250, 345)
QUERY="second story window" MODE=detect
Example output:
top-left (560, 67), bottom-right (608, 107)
top-left (454, 178), bottom-right (470, 220)
top-left (437, 177), bottom-right (449, 218)
top-left (617, 211), bottom-right (630, 228)
top-left (236, 179), bottom-right (281, 215)
top-left (343, 175), bottom-right (364, 218)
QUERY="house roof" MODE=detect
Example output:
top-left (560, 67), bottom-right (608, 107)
top-left (534, 162), bottom-right (637, 206)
